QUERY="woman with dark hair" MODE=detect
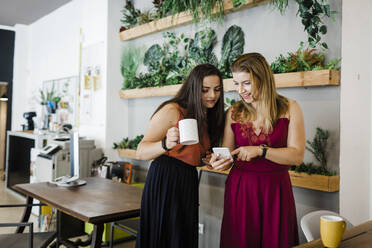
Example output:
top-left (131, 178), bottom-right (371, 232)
top-left (210, 53), bottom-right (305, 247)
top-left (135, 63), bottom-right (225, 248)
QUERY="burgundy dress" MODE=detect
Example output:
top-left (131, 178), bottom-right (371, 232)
top-left (220, 118), bottom-right (299, 248)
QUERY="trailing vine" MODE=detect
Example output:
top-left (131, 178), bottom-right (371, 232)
top-left (270, 0), bottom-right (337, 49)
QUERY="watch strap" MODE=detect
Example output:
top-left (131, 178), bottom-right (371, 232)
top-left (161, 137), bottom-right (171, 151)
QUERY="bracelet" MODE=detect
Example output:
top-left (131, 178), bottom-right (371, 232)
top-left (161, 137), bottom-right (171, 152)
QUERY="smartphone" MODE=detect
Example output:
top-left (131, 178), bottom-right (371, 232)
top-left (212, 147), bottom-right (232, 159)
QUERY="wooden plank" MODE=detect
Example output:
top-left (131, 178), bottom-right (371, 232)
top-left (120, 0), bottom-right (268, 41)
top-left (119, 84), bottom-right (181, 99)
top-left (200, 167), bottom-right (339, 192)
top-left (200, 166), bottom-right (231, 175)
top-left (119, 70), bottom-right (340, 99)
top-left (117, 149), bottom-right (137, 160)
top-left (288, 171), bottom-right (340, 192)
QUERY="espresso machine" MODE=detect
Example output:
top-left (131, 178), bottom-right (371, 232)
top-left (22, 111), bottom-right (36, 130)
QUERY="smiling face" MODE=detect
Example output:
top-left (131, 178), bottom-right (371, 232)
top-left (233, 71), bottom-right (256, 104)
top-left (201, 75), bottom-right (221, 109)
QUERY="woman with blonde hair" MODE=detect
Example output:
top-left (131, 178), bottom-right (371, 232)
top-left (210, 53), bottom-right (305, 247)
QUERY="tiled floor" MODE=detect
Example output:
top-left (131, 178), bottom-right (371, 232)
top-left (0, 170), bottom-right (136, 248)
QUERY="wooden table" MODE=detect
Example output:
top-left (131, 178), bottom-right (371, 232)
top-left (295, 220), bottom-right (372, 248)
top-left (13, 177), bottom-right (142, 248)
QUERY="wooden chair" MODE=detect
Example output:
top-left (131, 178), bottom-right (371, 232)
top-left (0, 203), bottom-right (56, 248)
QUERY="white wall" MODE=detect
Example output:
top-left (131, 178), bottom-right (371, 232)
top-left (11, 0), bottom-right (108, 149)
top-left (340, 0), bottom-right (372, 224)
top-left (78, 0), bottom-right (108, 149)
top-left (105, 0), bottom-right (129, 160)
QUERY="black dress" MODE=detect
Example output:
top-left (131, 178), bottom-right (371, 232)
top-left (135, 155), bottom-right (199, 248)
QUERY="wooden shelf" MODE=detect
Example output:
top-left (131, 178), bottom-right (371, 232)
top-left (288, 171), bottom-right (339, 192)
top-left (119, 70), bottom-right (340, 99)
top-left (199, 167), bottom-right (339, 192)
top-left (120, 0), bottom-right (268, 41)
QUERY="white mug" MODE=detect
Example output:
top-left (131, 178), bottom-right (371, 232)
top-left (178, 119), bottom-right (199, 145)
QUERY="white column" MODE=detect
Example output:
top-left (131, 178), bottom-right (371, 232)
top-left (340, 0), bottom-right (372, 224)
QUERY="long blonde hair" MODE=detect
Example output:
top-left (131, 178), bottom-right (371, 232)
top-left (230, 53), bottom-right (289, 133)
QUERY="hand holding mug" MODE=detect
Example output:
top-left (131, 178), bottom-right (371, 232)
top-left (165, 127), bottom-right (179, 150)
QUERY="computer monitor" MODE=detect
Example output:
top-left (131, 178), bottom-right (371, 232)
top-left (50, 131), bottom-right (86, 186)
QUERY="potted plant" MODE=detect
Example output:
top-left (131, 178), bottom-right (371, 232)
top-left (289, 127), bottom-right (340, 192)
top-left (113, 135), bottom-right (144, 159)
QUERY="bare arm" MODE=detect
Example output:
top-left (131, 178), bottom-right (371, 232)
top-left (136, 103), bottom-right (180, 161)
top-left (263, 100), bottom-right (305, 165)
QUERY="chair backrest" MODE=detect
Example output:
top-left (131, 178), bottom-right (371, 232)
top-left (300, 210), bottom-right (354, 242)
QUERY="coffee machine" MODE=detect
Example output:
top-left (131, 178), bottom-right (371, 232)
top-left (22, 112), bottom-right (36, 130)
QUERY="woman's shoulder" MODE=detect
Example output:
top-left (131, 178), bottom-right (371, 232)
top-left (154, 102), bottom-right (182, 120)
top-left (286, 98), bottom-right (302, 119)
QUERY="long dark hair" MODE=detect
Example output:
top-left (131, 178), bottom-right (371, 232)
top-left (152, 63), bottom-right (225, 147)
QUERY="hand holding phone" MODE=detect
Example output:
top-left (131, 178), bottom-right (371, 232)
top-left (210, 147), bottom-right (233, 171)
top-left (212, 147), bottom-right (233, 159)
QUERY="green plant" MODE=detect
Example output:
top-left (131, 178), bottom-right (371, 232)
top-left (153, 0), bottom-right (175, 19)
top-left (113, 135), bottom-right (144, 150)
top-left (289, 127), bottom-right (335, 176)
top-left (39, 84), bottom-right (60, 105)
top-left (188, 28), bottom-right (218, 66)
top-left (120, 0), bottom-right (141, 29)
top-left (121, 45), bottom-right (144, 89)
top-left (121, 25), bottom-right (245, 90)
top-left (219, 25), bottom-right (245, 78)
top-left (224, 97), bottom-right (237, 111)
top-left (270, 0), bottom-right (337, 49)
top-left (161, 0), bottom-right (225, 23)
top-left (306, 127), bottom-right (329, 170)
top-left (270, 42), bottom-right (340, 73)
top-left (289, 162), bottom-right (335, 176)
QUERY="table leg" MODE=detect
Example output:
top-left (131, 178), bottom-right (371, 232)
top-left (16, 196), bottom-right (33, 233)
top-left (90, 224), bottom-right (104, 248)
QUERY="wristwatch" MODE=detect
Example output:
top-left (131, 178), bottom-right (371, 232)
top-left (161, 137), bottom-right (171, 152)
top-left (259, 144), bottom-right (268, 158)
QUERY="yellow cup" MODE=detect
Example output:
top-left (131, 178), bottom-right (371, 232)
top-left (320, 215), bottom-right (346, 248)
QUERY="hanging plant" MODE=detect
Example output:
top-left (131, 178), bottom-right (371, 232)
top-left (161, 0), bottom-right (225, 23)
top-left (219, 25), bottom-right (245, 78)
top-left (269, 0), bottom-right (337, 49)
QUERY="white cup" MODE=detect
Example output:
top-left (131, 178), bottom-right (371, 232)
top-left (179, 119), bottom-right (199, 145)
